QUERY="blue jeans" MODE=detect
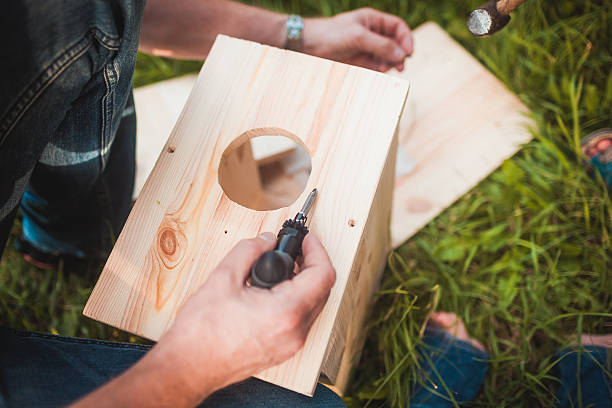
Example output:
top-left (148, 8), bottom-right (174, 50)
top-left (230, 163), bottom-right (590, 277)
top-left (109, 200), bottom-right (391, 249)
top-left (409, 327), bottom-right (489, 406)
top-left (1, 325), bottom-right (609, 407)
top-left (412, 327), bottom-right (611, 407)
top-left (0, 326), bottom-right (345, 407)
top-left (0, 0), bottom-right (143, 258)
top-left (592, 154), bottom-right (612, 188)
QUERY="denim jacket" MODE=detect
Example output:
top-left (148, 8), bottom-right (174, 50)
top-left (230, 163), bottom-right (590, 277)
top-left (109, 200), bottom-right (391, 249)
top-left (0, 0), bottom-right (145, 255)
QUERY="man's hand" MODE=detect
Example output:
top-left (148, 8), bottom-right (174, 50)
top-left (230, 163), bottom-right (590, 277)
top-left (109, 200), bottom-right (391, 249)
top-left (141, 2), bottom-right (412, 73)
top-left (303, 8), bottom-right (414, 72)
top-left (73, 233), bottom-right (336, 407)
top-left (164, 232), bottom-right (336, 393)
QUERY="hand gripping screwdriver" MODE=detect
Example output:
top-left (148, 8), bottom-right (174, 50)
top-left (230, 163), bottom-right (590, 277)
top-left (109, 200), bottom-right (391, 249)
top-left (249, 188), bottom-right (318, 288)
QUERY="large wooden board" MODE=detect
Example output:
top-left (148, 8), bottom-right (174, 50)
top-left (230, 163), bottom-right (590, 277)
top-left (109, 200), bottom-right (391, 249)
top-left (390, 22), bottom-right (532, 247)
top-left (84, 34), bottom-right (409, 396)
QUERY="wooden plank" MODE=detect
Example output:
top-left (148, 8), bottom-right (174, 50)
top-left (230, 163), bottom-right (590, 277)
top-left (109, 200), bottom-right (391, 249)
top-left (133, 75), bottom-right (196, 199)
top-left (321, 129), bottom-right (398, 392)
top-left (390, 22), bottom-right (533, 247)
top-left (84, 35), bottom-right (409, 396)
top-left (133, 76), bottom-right (297, 199)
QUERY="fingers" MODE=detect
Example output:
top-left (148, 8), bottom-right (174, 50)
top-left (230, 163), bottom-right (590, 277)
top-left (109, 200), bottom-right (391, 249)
top-left (356, 8), bottom-right (413, 54)
top-left (215, 232), bottom-right (276, 285)
top-left (346, 8), bottom-right (412, 72)
top-left (355, 27), bottom-right (406, 67)
top-left (273, 234), bottom-right (336, 315)
top-left (372, 9), bottom-right (413, 56)
top-left (394, 21), bottom-right (413, 57)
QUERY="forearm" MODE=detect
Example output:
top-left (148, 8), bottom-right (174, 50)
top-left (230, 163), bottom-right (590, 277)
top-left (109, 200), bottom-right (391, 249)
top-left (71, 233), bottom-right (335, 407)
top-left (71, 334), bottom-right (219, 408)
top-left (140, 0), bottom-right (286, 59)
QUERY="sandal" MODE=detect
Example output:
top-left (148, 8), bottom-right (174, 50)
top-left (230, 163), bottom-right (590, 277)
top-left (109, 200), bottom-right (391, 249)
top-left (580, 128), bottom-right (612, 188)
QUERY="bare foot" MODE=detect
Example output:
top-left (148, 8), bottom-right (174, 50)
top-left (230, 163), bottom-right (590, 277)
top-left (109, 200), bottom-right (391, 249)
top-left (429, 312), bottom-right (486, 352)
top-left (573, 333), bottom-right (612, 348)
top-left (586, 138), bottom-right (612, 158)
top-left (581, 129), bottom-right (612, 162)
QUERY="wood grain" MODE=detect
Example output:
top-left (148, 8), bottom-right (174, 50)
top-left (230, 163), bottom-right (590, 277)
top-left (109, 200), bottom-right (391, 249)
top-left (390, 22), bottom-right (533, 248)
top-left (133, 75), bottom-right (196, 199)
top-left (84, 34), bottom-right (408, 396)
top-left (321, 129), bottom-right (398, 392)
top-left (133, 76), bottom-right (298, 199)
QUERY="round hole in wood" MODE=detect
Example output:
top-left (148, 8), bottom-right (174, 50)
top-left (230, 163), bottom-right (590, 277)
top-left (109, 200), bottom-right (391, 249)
top-left (218, 128), bottom-right (312, 211)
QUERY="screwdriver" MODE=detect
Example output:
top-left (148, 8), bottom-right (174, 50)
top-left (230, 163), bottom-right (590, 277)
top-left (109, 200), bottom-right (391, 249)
top-left (249, 188), bottom-right (318, 288)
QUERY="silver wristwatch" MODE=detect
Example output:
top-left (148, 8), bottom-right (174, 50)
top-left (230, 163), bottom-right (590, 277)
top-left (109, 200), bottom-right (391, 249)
top-left (285, 14), bottom-right (303, 52)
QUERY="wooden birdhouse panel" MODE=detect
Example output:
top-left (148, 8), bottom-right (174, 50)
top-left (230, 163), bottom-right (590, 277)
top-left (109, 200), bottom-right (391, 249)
top-left (84, 35), bottom-right (408, 396)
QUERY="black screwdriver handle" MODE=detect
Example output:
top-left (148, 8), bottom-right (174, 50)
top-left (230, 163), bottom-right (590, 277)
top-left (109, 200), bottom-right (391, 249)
top-left (248, 188), bottom-right (317, 289)
top-left (249, 250), bottom-right (295, 288)
top-left (249, 221), bottom-right (308, 288)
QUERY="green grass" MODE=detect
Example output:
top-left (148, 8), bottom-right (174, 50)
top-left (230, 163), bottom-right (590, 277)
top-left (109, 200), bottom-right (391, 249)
top-left (1, 1), bottom-right (611, 406)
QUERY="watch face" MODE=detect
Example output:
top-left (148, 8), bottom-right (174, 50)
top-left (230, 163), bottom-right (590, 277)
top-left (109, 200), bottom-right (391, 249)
top-left (288, 27), bottom-right (301, 40)
top-left (287, 15), bottom-right (303, 40)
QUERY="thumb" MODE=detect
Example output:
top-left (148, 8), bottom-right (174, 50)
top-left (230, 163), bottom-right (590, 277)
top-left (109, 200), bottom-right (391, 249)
top-left (355, 26), bottom-right (406, 65)
top-left (215, 232), bottom-right (276, 286)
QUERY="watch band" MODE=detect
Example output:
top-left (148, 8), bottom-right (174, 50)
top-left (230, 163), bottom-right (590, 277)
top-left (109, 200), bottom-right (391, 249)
top-left (285, 14), bottom-right (303, 52)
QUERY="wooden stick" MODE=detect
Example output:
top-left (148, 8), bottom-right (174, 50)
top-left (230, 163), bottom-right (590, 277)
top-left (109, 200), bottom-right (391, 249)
top-left (496, 0), bottom-right (528, 15)
top-left (467, 0), bottom-right (529, 36)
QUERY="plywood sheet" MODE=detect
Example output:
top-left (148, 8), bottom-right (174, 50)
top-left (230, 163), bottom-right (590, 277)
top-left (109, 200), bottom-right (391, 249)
top-left (390, 22), bottom-right (533, 247)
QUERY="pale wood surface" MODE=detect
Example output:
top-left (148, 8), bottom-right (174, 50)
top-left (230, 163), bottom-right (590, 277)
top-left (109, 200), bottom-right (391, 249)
top-left (85, 35), bottom-right (409, 396)
top-left (133, 76), bottom-right (297, 199)
top-left (217, 134), bottom-right (263, 209)
top-left (133, 75), bottom-right (196, 199)
top-left (390, 22), bottom-right (532, 248)
top-left (321, 130), bottom-right (397, 392)
top-left (250, 135), bottom-right (297, 165)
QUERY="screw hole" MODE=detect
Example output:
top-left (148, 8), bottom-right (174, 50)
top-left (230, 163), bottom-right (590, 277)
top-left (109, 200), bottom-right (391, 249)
top-left (224, 230), bottom-right (228, 234)
top-left (167, 145), bottom-right (176, 153)
top-left (348, 219), bottom-right (356, 227)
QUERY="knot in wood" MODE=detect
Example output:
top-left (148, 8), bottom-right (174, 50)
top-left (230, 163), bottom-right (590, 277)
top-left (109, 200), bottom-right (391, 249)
top-left (156, 223), bottom-right (187, 269)
top-left (159, 228), bottom-right (178, 256)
